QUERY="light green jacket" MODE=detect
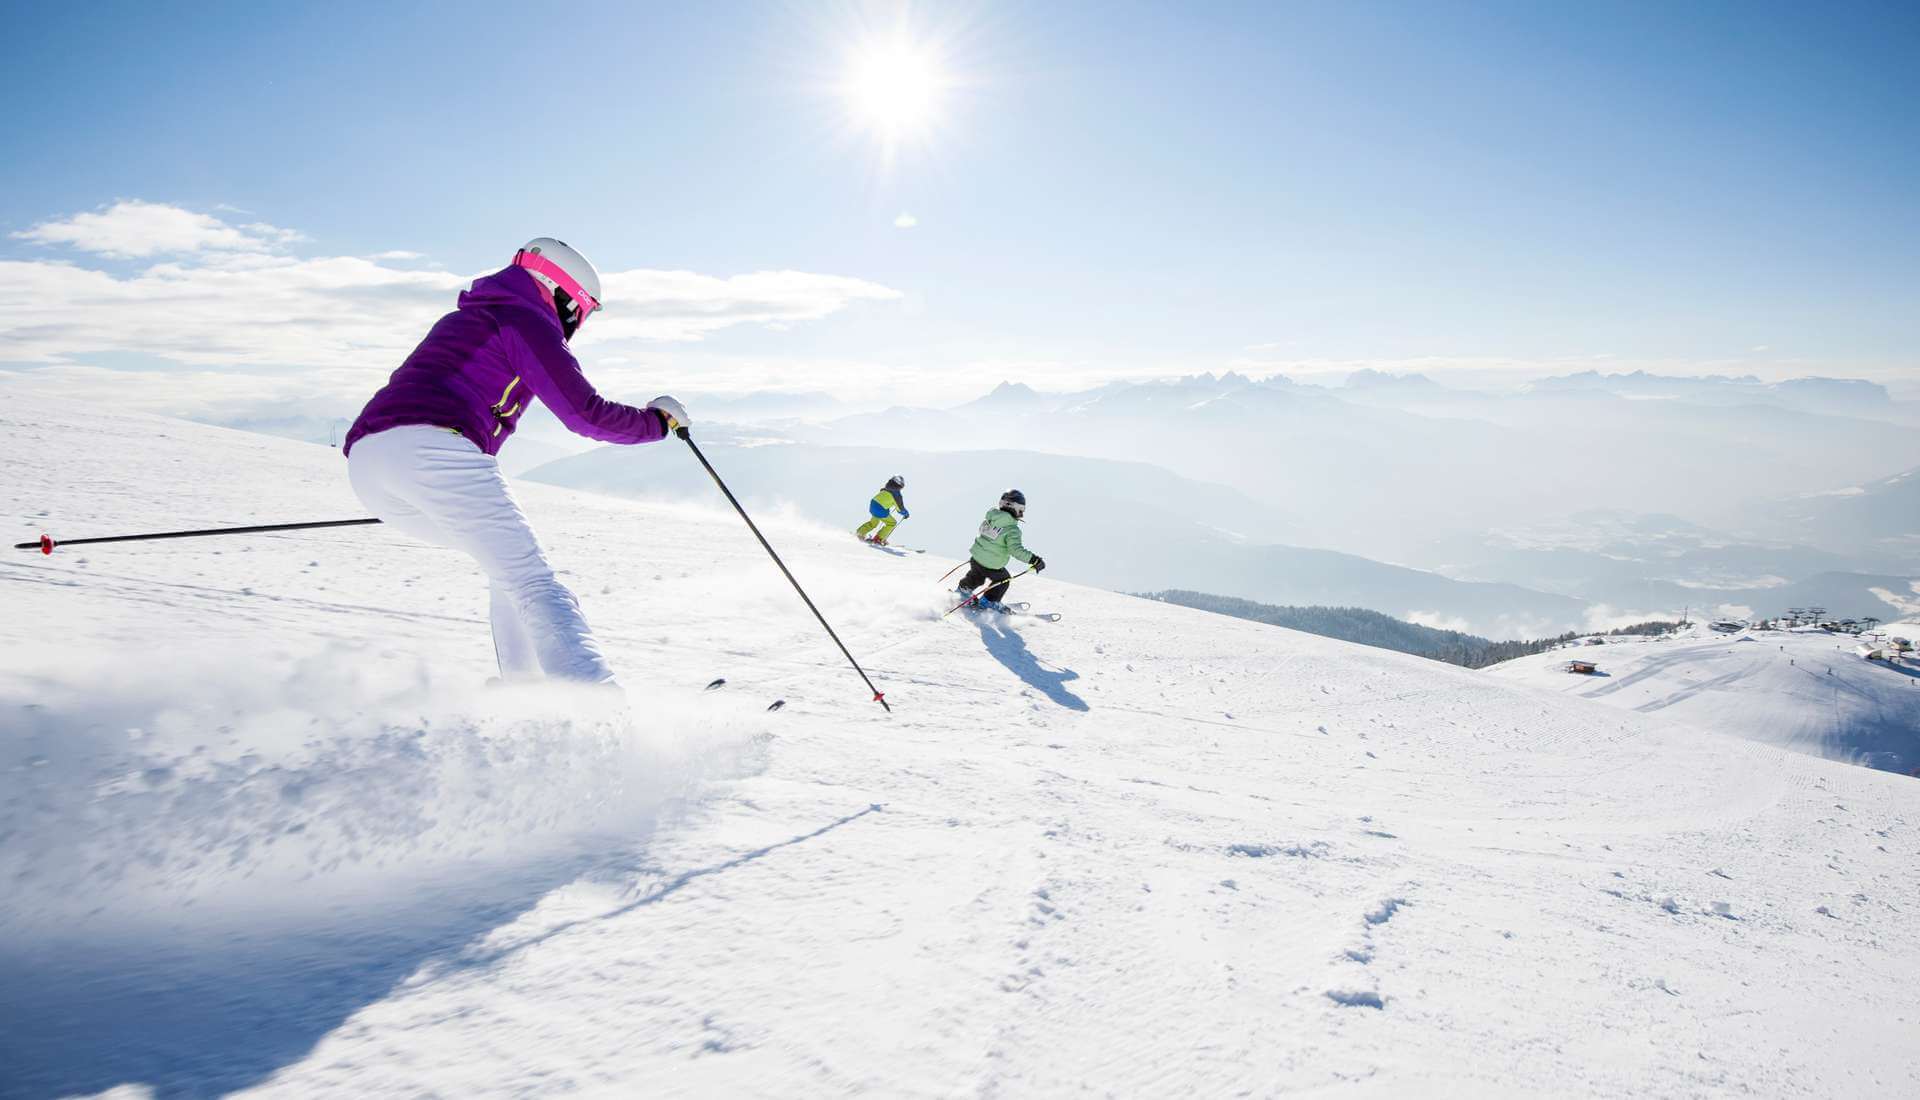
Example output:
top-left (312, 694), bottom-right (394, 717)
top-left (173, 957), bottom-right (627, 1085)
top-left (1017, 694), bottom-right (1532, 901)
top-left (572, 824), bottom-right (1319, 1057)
top-left (969, 508), bottom-right (1033, 570)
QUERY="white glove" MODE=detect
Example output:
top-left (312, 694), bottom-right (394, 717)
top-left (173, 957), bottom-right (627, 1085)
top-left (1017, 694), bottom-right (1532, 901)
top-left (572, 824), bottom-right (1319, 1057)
top-left (647, 395), bottom-right (690, 432)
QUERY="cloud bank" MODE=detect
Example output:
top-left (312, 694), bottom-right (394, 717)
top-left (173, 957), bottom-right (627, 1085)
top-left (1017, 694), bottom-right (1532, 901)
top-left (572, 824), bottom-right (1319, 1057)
top-left (12, 199), bottom-right (307, 259)
top-left (1, 201), bottom-right (903, 387)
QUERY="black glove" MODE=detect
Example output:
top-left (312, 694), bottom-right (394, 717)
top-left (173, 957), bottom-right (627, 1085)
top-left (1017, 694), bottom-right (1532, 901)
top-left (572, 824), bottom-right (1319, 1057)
top-left (1029, 554), bottom-right (1047, 573)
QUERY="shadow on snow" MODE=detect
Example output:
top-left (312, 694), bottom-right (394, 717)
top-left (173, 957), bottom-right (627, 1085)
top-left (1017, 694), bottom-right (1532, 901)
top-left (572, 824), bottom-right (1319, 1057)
top-left (0, 857), bottom-right (610, 1100)
top-left (0, 803), bottom-right (884, 1100)
top-left (973, 614), bottom-right (1089, 712)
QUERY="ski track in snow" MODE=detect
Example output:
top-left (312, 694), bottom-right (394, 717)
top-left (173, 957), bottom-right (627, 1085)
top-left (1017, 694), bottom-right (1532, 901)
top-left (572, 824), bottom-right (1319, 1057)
top-left (1, 392), bottom-right (1918, 1098)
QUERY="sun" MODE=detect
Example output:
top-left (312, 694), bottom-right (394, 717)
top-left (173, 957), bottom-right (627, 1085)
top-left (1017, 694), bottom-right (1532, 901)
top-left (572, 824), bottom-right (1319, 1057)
top-left (844, 38), bottom-right (945, 139)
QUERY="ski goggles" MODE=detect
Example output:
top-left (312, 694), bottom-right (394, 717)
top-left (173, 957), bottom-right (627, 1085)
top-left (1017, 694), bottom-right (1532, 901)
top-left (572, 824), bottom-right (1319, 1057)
top-left (513, 249), bottom-right (602, 330)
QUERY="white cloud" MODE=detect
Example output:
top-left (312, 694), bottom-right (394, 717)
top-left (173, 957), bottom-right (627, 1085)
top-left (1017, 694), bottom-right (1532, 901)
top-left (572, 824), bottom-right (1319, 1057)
top-left (0, 254), bottom-right (466, 370)
top-left (590, 269), bottom-right (902, 344)
top-left (12, 200), bottom-right (306, 259)
top-left (893, 212), bottom-right (918, 229)
top-left (1403, 610), bottom-right (1474, 633)
top-left (0, 202), bottom-right (905, 379)
top-left (1868, 585), bottom-right (1920, 617)
top-left (0, 202), bottom-right (907, 434)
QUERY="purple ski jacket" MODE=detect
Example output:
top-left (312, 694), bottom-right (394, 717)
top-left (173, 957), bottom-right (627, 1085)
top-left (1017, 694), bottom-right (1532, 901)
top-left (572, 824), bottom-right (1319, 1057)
top-left (343, 265), bottom-right (667, 457)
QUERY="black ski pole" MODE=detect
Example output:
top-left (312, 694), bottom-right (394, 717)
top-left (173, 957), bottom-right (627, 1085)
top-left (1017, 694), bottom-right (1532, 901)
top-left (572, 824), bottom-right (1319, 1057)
top-left (677, 428), bottom-right (892, 713)
top-left (16, 518), bottom-right (383, 555)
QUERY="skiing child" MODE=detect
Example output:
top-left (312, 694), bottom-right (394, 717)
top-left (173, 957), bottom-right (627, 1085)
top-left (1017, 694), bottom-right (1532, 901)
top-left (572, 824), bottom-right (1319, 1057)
top-left (343, 237), bottom-right (689, 687)
top-left (956, 489), bottom-right (1047, 611)
top-left (855, 475), bottom-right (910, 546)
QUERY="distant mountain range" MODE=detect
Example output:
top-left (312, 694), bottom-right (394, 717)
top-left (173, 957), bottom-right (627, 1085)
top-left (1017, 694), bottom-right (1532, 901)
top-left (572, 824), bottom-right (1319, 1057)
top-left (1420, 508), bottom-right (1920, 624)
top-left (515, 366), bottom-right (1920, 634)
top-left (523, 439), bottom-right (1594, 638)
top-left (195, 366), bottom-right (1920, 637)
top-left (780, 371), bottom-right (1920, 571)
top-left (1526, 370), bottom-right (1907, 418)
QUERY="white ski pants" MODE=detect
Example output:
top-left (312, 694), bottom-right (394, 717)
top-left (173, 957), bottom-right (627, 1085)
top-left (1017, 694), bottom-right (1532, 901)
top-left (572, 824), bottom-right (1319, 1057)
top-left (347, 426), bottom-right (615, 684)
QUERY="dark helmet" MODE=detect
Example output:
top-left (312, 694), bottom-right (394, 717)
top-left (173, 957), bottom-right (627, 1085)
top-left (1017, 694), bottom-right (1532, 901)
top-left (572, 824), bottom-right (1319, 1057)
top-left (886, 475), bottom-right (905, 490)
top-left (999, 488), bottom-right (1026, 517)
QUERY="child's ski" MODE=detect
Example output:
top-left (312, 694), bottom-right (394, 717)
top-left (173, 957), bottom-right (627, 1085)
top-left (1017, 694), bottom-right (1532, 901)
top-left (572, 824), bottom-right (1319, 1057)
top-left (953, 600), bottom-right (1060, 623)
top-left (989, 607), bottom-right (1062, 623)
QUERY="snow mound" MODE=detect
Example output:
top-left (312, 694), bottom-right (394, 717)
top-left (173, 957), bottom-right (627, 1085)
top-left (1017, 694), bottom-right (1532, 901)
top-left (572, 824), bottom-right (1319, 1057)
top-left (1487, 625), bottom-right (1920, 774)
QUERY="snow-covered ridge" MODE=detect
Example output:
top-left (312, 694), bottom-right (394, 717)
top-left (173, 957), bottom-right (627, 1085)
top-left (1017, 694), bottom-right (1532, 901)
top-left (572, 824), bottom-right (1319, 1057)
top-left (1487, 623), bottom-right (1920, 775)
top-left (2, 393), bottom-right (1916, 1097)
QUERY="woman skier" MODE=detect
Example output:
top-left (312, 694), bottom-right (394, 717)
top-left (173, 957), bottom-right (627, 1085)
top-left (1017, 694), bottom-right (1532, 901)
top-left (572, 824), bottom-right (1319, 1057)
top-left (343, 237), bottom-right (688, 686)
top-left (956, 489), bottom-right (1047, 611)
top-left (855, 475), bottom-right (910, 546)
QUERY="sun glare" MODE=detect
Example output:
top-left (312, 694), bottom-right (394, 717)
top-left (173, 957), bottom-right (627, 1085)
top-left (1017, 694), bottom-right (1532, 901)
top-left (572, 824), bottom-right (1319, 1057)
top-left (845, 39), bottom-right (944, 138)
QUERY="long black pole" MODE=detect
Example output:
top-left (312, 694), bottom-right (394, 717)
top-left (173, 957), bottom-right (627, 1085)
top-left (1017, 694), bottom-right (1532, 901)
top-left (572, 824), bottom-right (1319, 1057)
top-left (677, 428), bottom-right (891, 713)
top-left (16, 518), bottom-right (382, 554)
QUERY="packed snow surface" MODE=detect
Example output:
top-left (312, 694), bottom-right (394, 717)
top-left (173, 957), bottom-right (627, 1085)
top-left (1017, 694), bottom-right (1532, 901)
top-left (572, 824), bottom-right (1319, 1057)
top-left (1487, 625), bottom-right (1920, 775)
top-left (2, 393), bottom-right (1917, 1098)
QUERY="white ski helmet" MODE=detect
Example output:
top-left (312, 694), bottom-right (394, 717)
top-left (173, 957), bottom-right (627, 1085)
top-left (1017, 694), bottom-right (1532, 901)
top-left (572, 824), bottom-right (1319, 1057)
top-left (512, 237), bottom-right (602, 340)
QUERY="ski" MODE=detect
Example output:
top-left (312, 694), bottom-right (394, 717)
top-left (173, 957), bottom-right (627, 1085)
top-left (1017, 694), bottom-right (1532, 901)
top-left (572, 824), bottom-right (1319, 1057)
top-left (860, 539), bottom-right (925, 554)
top-left (704, 677), bottom-right (787, 712)
top-left (942, 566), bottom-right (1038, 618)
top-left (954, 602), bottom-right (1061, 623)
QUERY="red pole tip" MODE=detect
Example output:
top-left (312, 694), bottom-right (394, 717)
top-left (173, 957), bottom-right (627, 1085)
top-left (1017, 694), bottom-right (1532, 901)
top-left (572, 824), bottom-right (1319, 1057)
top-left (873, 692), bottom-right (886, 703)
top-left (40, 534), bottom-right (54, 555)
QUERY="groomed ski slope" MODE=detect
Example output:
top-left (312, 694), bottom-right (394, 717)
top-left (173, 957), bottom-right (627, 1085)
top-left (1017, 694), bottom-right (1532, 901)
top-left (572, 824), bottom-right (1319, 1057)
top-left (1487, 625), bottom-right (1920, 775)
top-left (2, 392), bottom-right (1916, 1098)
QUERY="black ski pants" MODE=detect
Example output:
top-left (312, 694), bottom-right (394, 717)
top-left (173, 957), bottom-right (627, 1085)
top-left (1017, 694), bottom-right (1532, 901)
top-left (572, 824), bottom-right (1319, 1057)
top-left (958, 561), bottom-right (1014, 603)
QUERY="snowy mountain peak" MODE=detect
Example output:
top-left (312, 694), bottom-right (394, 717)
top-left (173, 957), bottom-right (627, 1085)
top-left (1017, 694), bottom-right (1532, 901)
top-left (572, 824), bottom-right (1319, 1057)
top-left (1527, 370), bottom-right (1893, 410)
top-left (1343, 368), bottom-right (1445, 391)
top-left (964, 380), bottom-right (1049, 409)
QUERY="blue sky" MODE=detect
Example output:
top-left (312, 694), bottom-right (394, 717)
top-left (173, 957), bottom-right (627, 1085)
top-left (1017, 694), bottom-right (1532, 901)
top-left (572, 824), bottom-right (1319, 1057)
top-left (2, 0), bottom-right (1915, 411)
